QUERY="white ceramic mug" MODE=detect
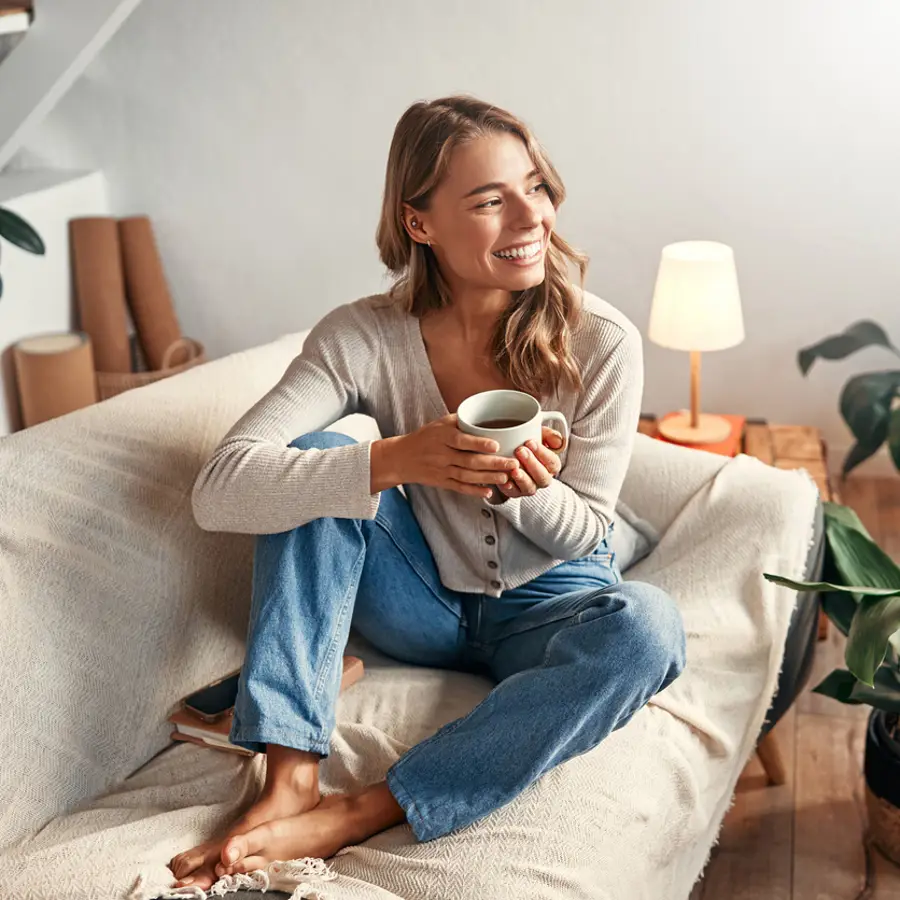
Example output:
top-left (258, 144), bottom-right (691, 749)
top-left (456, 389), bottom-right (569, 459)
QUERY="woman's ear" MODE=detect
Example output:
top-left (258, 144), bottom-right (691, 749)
top-left (401, 205), bottom-right (432, 246)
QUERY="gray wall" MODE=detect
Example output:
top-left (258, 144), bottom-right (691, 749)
top-left (18, 0), bottom-right (900, 468)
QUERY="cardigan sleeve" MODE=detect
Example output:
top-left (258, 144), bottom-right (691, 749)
top-left (192, 302), bottom-right (382, 534)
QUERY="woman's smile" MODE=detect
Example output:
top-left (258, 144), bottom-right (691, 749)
top-left (491, 233), bottom-right (547, 267)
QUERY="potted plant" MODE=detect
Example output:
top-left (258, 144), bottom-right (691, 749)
top-left (797, 320), bottom-right (900, 476)
top-left (0, 205), bottom-right (45, 299)
top-left (764, 502), bottom-right (900, 863)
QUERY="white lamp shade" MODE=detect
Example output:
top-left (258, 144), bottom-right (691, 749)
top-left (648, 241), bottom-right (745, 352)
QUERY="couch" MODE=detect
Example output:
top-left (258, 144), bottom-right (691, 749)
top-left (0, 328), bottom-right (822, 900)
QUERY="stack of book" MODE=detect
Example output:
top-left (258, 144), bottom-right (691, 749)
top-left (169, 656), bottom-right (365, 757)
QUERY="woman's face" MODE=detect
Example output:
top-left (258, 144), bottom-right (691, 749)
top-left (407, 133), bottom-right (556, 295)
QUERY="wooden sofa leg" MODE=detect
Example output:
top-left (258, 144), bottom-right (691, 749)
top-left (757, 729), bottom-right (787, 786)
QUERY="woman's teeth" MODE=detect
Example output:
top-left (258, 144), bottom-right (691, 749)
top-left (493, 240), bottom-right (543, 260)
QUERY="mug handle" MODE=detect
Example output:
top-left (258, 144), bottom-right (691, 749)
top-left (541, 411), bottom-right (569, 451)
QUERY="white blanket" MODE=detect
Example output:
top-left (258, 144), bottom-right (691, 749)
top-left (0, 332), bottom-right (820, 900)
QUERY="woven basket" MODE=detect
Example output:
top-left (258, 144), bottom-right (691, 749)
top-left (96, 337), bottom-right (207, 401)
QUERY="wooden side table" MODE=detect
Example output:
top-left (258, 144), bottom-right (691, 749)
top-left (638, 415), bottom-right (837, 787)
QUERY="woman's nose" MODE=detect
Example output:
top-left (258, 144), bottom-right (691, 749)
top-left (510, 196), bottom-right (541, 229)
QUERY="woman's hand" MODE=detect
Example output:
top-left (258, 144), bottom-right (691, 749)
top-left (370, 413), bottom-right (521, 498)
top-left (495, 427), bottom-right (565, 500)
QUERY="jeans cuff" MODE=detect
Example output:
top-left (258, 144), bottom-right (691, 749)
top-left (385, 764), bottom-right (435, 842)
top-left (229, 721), bottom-right (332, 758)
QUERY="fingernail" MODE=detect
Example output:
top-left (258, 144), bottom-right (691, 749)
top-left (526, 440), bottom-right (537, 451)
top-left (178, 877), bottom-right (194, 885)
top-left (226, 848), bottom-right (238, 863)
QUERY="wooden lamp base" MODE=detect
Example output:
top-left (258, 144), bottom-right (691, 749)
top-left (657, 411), bottom-right (734, 445)
top-left (659, 349), bottom-right (735, 446)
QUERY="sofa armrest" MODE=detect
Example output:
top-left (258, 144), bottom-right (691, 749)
top-left (618, 433), bottom-right (732, 539)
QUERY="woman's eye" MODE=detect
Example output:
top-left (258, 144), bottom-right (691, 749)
top-left (477, 183), bottom-right (548, 210)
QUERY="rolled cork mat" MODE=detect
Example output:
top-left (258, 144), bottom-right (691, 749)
top-left (13, 332), bottom-right (98, 427)
top-left (69, 217), bottom-right (132, 373)
top-left (118, 215), bottom-right (186, 369)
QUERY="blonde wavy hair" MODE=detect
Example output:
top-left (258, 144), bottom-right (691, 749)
top-left (375, 95), bottom-right (589, 401)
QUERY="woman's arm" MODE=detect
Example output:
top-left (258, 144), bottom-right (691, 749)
top-left (192, 302), bottom-right (381, 534)
top-left (485, 323), bottom-right (644, 560)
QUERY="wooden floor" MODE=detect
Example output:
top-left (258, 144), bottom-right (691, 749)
top-left (689, 476), bottom-right (900, 900)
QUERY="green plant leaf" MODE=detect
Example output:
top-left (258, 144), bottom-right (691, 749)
top-left (798, 321), bottom-right (899, 375)
top-left (813, 667), bottom-right (900, 713)
top-left (763, 572), bottom-right (900, 596)
top-left (0, 207), bottom-right (45, 255)
top-left (847, 594), bottom-right (900, 686)
top-left (842, 442), bottom-right (877, 478)
top-left (822, 518), bottom-right (900, 684)
top-left (822, 589), bottom-right (858, 636)
top-left (823, 500), bottom-right (874, 540)
top-left (825, 517), bottom-right (900, 593)
top-left (813, 668), bottom-right (861, 703)
top-left (838, 371), bottom-right (900, 475)
top-left (889, 406), bottom-right (900, 473)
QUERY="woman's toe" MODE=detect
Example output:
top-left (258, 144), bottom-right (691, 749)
top-left (229, 854), bottom-right (268, 876)
top-left (221, 822), bottom-right (270, 871)
top-left (174, 864), bottom-right (217, 891)
top-left (170, 847), bottom-right (211, 879)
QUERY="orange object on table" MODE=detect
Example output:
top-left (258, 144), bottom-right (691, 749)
top-left (654, 412), bottom-right (746, 457)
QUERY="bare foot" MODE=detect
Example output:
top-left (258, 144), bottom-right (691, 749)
top-left (168, 781), bottom-right (320, 891)
top-left (214, 784), bottom-right (405, 878)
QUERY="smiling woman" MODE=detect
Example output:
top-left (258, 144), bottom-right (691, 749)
top-left (176, 94), bottom-right (681, 892)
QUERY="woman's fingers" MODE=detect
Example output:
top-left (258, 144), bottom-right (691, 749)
top-left (447, 479), bottom-right (494, 498)
top-left (505, 463), bottom-right (536, 495)
top-left (449, 465), bottom-right (513, 485)
top-left (451, 449), bottom-right (519, 473)
top-left (541, 426), bottom-right (565, 451)
top-left (514, 443), bottom-right (554, 489)
top-left (525, 439), bottom-right (561, 478)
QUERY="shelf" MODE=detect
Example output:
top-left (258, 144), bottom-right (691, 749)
top-left (0, 4), bottom-right (32, 37)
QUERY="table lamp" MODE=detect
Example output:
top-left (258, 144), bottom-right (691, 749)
top-left (648, 240), bottom-right (745, 444)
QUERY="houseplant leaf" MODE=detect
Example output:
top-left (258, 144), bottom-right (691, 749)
top-left (824, 517), bottom-right (900, 685)
top-left (847, 595), bottom-right (900, 686)
top-left (826, 517), bottom-right (900, 593)
top-left (798, 321), bottom-right (899, 376)
top-left (889, 406), bottom-right (900, 472)
top-left (762, 573), bottom-right (900, 597)
top-left (814, 667), bottom-right (900, 714)
top-left (823, 499), bottom-right (873, 539)
top-left (0, 207), bottom-right (45, 255)
top-left (822, 589), bottom-right (858, 637)
top-left (838, 371), bottom-right (900, 476)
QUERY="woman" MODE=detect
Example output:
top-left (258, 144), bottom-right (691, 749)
top-left (170, 95), bottom-right (685, 891)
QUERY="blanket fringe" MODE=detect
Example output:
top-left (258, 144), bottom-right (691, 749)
top-left (126, 857), bottom-right (337, 900)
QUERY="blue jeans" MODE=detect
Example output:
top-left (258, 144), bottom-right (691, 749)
top-left (230, 432), bottom-right (686, 842)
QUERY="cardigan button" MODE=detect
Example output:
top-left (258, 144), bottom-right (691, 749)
top-left (480, 509), bottom-right (491, 519)
top-left (490, 580), bottom-right (502, 589)
top-left (487, 560), bottom-right (498, 569)
top-left (484, 535), bottom-right (496, 545)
